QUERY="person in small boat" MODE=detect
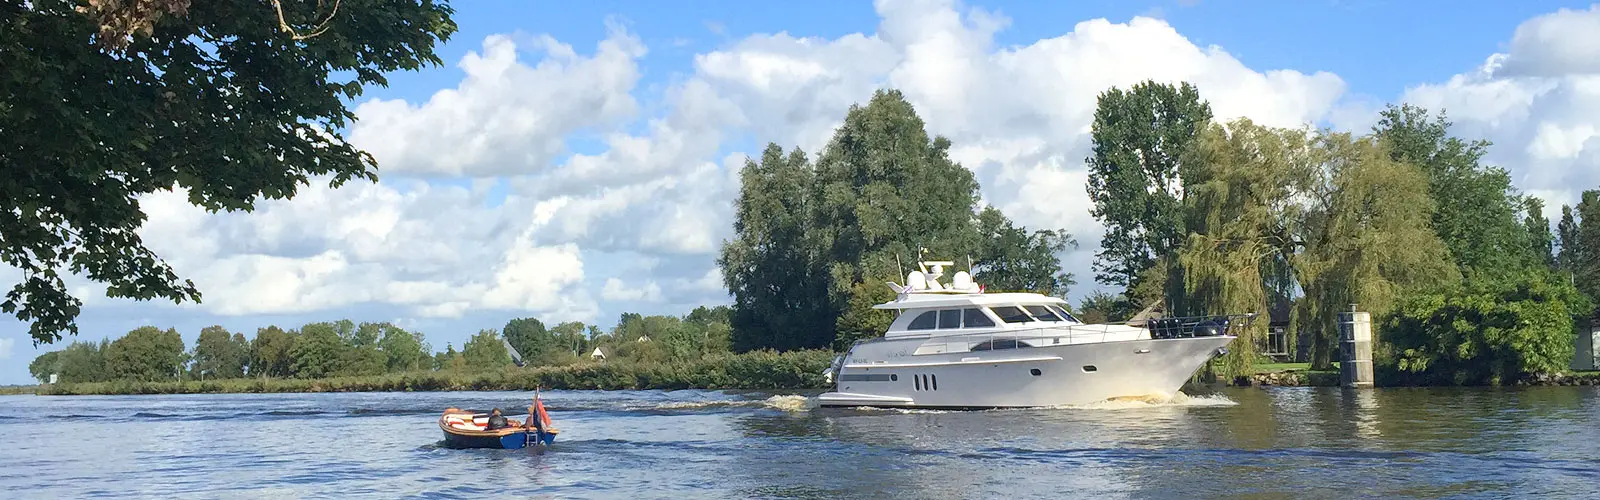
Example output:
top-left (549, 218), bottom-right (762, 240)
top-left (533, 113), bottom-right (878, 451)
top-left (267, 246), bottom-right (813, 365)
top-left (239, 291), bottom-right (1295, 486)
top-left (485, 408), bottom-right (511, 430)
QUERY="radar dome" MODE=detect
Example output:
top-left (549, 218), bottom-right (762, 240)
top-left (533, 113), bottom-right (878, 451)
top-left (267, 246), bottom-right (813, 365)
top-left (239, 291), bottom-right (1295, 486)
top-left (952, 271), bottom-right (974, 291)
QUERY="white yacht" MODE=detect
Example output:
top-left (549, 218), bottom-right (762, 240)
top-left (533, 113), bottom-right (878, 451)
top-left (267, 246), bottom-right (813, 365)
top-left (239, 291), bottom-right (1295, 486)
top-left (818, 260), bottom-right (1246, 409)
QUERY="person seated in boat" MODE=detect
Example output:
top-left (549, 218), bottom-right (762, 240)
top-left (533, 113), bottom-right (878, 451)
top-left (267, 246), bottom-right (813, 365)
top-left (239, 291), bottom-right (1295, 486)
top-left (485, 408), bottom-right (511, 430)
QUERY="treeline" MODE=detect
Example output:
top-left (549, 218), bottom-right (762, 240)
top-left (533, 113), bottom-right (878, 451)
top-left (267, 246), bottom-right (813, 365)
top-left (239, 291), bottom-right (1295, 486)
top-left (720, 90), bottom-right (1077, 352)
top-left (1075, 80), bottom-right (1599, 384)
top-left (28, 306), bottom-right (742, 385)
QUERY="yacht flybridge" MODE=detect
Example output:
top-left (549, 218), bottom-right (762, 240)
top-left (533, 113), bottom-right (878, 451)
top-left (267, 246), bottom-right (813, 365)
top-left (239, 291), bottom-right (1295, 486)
top-left (817, 259), bottom-right (1250, 409)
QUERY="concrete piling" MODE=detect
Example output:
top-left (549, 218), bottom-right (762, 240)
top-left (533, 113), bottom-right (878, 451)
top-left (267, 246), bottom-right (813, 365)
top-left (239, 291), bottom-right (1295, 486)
top-left (1339, 310), bottom-right (1374, 388)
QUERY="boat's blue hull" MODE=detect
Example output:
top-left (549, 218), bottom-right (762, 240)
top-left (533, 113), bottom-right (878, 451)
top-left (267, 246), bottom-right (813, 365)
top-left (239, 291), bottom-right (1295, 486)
top-left (440, 428), bottom-right (557, 450)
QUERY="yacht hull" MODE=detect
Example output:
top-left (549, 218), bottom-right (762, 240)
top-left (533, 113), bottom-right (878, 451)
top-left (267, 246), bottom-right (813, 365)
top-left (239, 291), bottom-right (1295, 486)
top-left (817, 336), bottom-right (1234, 409)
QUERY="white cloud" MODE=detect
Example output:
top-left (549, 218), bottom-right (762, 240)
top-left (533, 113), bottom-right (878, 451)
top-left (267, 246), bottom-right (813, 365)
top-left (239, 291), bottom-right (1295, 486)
top-left (348, 24), bottom-right (647, 177)
top-left (1397, 6), bottom-right (1600, 214)
top-left (1495, 5), bottom-right (1600, 78)
top-left (601, 277), bottom-right (664, 303)
top-left (0, 338), bottom-right (12, 360)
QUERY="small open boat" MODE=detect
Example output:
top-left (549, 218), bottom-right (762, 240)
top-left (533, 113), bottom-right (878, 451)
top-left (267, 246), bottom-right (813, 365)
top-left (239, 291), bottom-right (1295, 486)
top-left (438, 393), bottom-right (559, 450)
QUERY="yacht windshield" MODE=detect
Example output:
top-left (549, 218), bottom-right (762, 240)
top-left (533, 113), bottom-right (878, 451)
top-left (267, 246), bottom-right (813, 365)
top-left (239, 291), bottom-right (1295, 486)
top-left (1049, 305), bottom-right (1082, 323)
top-left (989, 306), bottom-right (1034, 324)
top-left (1023, 305), bottom-right (1062, 322)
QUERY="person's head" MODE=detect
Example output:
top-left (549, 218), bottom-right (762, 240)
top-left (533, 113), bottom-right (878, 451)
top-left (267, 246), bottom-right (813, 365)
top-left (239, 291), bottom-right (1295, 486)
top-left (491, 408), bottom-right (502, 416)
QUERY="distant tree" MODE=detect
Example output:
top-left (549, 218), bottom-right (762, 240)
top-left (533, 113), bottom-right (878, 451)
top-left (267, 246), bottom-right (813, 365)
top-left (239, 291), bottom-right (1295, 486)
top-left (1523, 197), bottom-right (1556, 270)
top-left (972, 206), bottom-right (1076, 296)
top-left (1387, 271), bottom-right (1590, 385)
top-left (1, 1), bottom-right (459, 345)
top-left (1075, 291), bottom-right (1122, 324)
top-left (249, 326), bottom-right (296, 378)
top-left (379, 325), bottom-right (430, 373)
top-left (462, 329), bottom-right (511, 369)
top-left (1085, 80), bottom-right (1213, 290)
top-left (1373, 104), bottom-right (1537, 276)
top-left (190, 325), bottom-right (248, 379)
top-left (104, 326), bottom-right (185, 381)
top-left (1576, 191), bottom-right (1600, 307)
top-left (434, 343), bottom-right (465, 371)
top-left (28, 350), bottom-right (60, 384)
top-left (720, 144), bottom-right (830, 352)
top-left (289, 322), bottom-right (345, 379)
top-left (338, 322), bottom-right (387, 376)
top-left (502, 317), bottom-right (554, 361)
top-left (1558, 204), bottom-right (1581, 277)
top-left (55, 339), bottom-right (109, 383)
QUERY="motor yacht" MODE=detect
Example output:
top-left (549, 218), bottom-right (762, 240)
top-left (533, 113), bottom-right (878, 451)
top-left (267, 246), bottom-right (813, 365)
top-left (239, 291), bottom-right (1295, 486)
top-left (817, 259), bottom-right (1248, 409)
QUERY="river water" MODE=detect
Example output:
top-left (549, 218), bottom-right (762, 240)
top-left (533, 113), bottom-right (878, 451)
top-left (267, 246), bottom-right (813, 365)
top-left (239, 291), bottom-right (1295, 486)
top-left (0, 387), bottom-right (1596, 499)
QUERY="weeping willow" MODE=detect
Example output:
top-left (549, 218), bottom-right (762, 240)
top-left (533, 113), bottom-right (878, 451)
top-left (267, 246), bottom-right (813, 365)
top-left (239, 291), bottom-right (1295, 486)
top-left (1174, 119), bottom-right (1306, 379)
top-left (1291, 132), bottom-right (1457, 369)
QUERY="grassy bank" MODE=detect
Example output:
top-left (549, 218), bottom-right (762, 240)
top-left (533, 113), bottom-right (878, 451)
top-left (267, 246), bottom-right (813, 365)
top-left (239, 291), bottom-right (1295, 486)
top-left (38, 349), bottom-right (837, 396)
top-left (0, 385), bottom-right (37, 395)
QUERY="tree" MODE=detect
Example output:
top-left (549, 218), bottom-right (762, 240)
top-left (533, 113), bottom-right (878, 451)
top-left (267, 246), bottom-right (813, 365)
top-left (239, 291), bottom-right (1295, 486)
top-left (1075, 291), bottom-right (1122, 324)
top-left (55, 339), bottom-right (109, 383)
top-left (1558, 204), bottom-right (1581, 276)
top-left (720, 144), bottom-right (830, 352)
top-left (289, 322), bottom-right (344, 379)
top-left (1524, 197), bottom-right (1556, 270)
top-left (1372, 104), bottom-right (1536, 276)
top-left (337, 321), bottom-right (386, 376)
top-left (972, 206), bottom-right (1076, 296)
top-left (1085, 80), bottom-right (1214, 290)
top-left (190, 325), bottom-right (248, 379)
top-left (103, 326), bottom-right (185, 381)
top-left (810, 89), bottom-right (985, 347)
top-left (378, 325), bottom-right (429, 372)
top-left (248, 326), bottom-right (296, 378)
top-left (502, 317), bottom-right (553, 362)
top-left (462, 329), bottom-right (511, 369)
top-left (1, 1), bottom-right (458, 345)
top-left (1576, 190), bottom-right (1600, 307)
top-left (1293, 130), bottom-right (1457, 369)
top-left (29, 350), bottom-right (60, 383)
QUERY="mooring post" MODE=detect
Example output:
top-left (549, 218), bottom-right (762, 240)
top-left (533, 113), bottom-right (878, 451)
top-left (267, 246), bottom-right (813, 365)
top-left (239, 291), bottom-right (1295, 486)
top-left (1338, 306), bottom-right (1374, 388)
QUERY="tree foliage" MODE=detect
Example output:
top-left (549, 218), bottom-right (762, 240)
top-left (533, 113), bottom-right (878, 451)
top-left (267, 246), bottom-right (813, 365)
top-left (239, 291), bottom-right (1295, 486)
top-left (1386, 272), bottom-right (1591, 384)
top-left (720, 90), bottom-right (1073, 352)
top-left (1, 0), bottom-right (458, 345)
top-left (462, 329), bottom-right (510, 369)
top-left (190, 325), bottom-right (248, 379)
top-left (249, 326), bottom-right (296, 378)
top-left (103, 325), bottom-right (185, 381)
top-left (1573, 191), bottom-right (1600, 308)
top-left (1085, 80), bottom-right (1213, 290)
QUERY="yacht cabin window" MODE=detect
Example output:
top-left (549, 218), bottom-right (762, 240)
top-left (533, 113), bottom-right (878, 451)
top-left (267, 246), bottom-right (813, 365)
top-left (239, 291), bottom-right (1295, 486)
top-left (962, 308), bottom-right (996, 327)
top-left (906, 307), bottom-right (999, 330)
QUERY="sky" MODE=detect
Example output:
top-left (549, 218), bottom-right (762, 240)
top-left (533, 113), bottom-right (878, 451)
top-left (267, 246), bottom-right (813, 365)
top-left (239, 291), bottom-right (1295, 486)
top-left (4, 0), bottom-right (1600, 384)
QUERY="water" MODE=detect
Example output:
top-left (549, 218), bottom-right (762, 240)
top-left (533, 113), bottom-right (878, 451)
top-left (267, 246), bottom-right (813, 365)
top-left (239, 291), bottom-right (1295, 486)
top-left (1, 387), bottom-right (1596, 499)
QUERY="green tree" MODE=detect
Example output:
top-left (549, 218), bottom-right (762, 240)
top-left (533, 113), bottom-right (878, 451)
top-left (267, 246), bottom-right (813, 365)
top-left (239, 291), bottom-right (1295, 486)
top-left (103, 326), bottom-right (185, 381)
top-left (29, 350), bottom-right (60, 383)
top-left (1576, 191), bottom-right (1600, 307)
top-left (378, 325), bottom-right (430, 373)
top-left (248, 326), bottom-right (296, 378)
top-left (1293, 130), bottom-right (1458, 369)
top-left (1075, 291), bottom-right (1122, 324)
top-left (1558, 204), bottom-right (1581, 277)
top-left (810, 89), bottom-right (986, 348)
top-left (434, 343), bottom-right (465, 371)
top-left (502, 317), bottom-right (553, 362)
top-left (289, 322), bottom-right (344, 379)
top-left (462, 329), bottom-right (511, 369)
top-left (720, 144), bottom-right (831, 352)
top-left (1085, 80), bottom-right (1213, 290)
top-left (1524, 197), bottom-right (1556, 269)
top-left (1386, 271), bottom-right (1590, 385)
top-left (1373, 104), bottom-right (1537, 276)
top-left (1, 1), bottom-right (458, 345)
top-left (55, 339), bottom-right (109, 383)
top-left (337, 321), bottom-right (386, 376)
top-left (190, 325), bottom-right (247, 379)
top-left (972, 206), bottom-right (1076, 296)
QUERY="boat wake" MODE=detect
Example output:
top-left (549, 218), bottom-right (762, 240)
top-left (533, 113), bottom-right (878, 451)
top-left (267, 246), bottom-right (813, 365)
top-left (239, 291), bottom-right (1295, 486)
top-left (826, 391), bottom-right (1237, 413)
top-left (650, 395), bottom-right (817, 412)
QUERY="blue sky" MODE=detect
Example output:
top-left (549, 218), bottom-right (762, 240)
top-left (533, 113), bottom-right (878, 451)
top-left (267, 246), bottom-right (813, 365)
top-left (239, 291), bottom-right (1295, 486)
top-left (4, 0), bottom-right (1599, 385)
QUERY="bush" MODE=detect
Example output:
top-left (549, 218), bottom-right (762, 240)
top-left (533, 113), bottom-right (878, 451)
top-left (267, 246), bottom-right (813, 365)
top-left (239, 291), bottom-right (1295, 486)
top-left (1383, 272), bottom-right (1592, 385)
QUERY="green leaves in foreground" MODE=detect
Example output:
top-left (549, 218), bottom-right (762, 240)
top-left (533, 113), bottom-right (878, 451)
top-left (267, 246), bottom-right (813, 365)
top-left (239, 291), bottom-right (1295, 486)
top-left (1, 1), bottom-right (457, 344)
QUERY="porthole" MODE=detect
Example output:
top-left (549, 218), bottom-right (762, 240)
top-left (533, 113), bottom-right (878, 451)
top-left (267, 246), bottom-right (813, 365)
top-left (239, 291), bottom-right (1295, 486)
top-left (1029, 368), bottom-right (1042, 376)
top-left (890, 374), bottom-right (898, 381)
top-left (1082, 365), bottom-right (1098, 373)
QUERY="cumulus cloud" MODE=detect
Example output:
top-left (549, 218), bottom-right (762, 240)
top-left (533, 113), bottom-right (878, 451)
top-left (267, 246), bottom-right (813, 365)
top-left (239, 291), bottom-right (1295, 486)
top-left (348, 24), bottom-right (647, 177)
top-left (1398, 6), bottom-right (1600, 213)
top-left (601, 278), bottom-right (664, 303)
top-left (1495, 5), bottom-right (1600, 78)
